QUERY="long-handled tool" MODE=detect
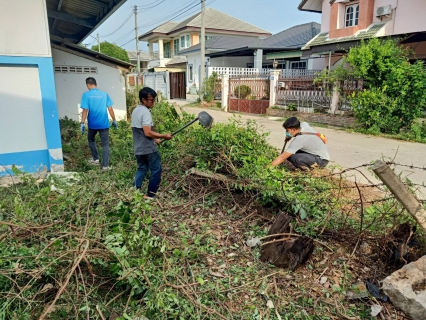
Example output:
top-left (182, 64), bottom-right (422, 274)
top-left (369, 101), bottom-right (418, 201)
top-left (163, 111), bottom-right (213, 142)
top-left (281, 139), bottom-right (289, 154)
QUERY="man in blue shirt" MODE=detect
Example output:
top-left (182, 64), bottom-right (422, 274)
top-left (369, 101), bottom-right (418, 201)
top-left (80, 77), bottom-right (117, 170)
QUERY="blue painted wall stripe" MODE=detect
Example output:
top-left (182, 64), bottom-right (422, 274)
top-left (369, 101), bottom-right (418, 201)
top-left (0, 149), bottom-right (50, 176)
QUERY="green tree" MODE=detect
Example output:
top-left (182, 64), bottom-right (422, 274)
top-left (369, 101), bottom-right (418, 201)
top-left (91, 41), bottom-right (130, 63)
top-left (347, 38), bottom-right (426, 133)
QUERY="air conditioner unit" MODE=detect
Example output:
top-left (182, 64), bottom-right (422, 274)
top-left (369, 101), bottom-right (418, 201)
top-left (376, 5), bottom-right (392, 17)
top-left (278, 82), bottom-right (285, 88)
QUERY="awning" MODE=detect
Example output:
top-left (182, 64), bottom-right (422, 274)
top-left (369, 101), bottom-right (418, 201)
top-left (266, 51), bottom-right (303, 60)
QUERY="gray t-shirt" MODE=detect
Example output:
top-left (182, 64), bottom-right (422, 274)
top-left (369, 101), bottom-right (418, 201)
top-left (286, 122), bottom-right (330, 160)
top-left (131, 105), bottom-right (158, 155)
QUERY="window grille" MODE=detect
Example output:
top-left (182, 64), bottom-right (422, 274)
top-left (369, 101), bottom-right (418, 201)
top-left (54, 66), bottom-right (98, 74)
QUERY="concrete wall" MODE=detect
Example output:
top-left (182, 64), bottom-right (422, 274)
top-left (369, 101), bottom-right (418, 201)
top-left (0, 0), bottom-right (63, 177)
top-left (210, 56), bottom-right (253, 68)
top-left (392, 0), bottom-right (426, 35)
top-left (0, 0), bottom-right (51, 57)
top-left (321, 0), bottom-right (331, 32)
top-left (52, 48), bottom-right (127, 121)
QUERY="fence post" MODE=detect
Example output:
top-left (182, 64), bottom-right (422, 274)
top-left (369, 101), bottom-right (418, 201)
top-left (221, 74), bottom-right (229, 112)
top-left (372, 160), bottom-right (426, 231)
top-left (329, 81), bottom-right (340, 114)
top-left (269, 69), bottom-right (279, 107)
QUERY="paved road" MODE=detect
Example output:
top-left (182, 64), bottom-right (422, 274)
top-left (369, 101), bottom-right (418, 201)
top-left (174, 102), bottom-right (426, 196)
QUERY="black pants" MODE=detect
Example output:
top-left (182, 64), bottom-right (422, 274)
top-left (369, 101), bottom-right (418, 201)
top-left (288, 150), bottom-right (328, 170)
top-left (88, 128), bottom-right (110, 168)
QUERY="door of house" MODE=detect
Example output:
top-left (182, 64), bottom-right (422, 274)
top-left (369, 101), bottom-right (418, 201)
top-left (169, 72), bottom-right (186, 99)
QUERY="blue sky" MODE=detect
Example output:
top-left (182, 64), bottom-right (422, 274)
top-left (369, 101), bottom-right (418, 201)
top-left (85, 0), bottom-right (321, 51)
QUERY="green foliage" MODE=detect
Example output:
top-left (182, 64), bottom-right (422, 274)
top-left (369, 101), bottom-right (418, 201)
top-left (315, 39), bottom-right (426, 135)
top-left (234, 84), bottom-right (252, 99)
top-left (286, 103), bottom-right (298, 111)
top-left (91, 41), bottom-right (130, 63)
top-left (201, 72), bottom-right (219, 102)
top-left (350, 87), bottom-right (401, 134)
top-left (347, 38), bottom-right (426, 133)
top-left (126, 86), bottom-right (143, 119)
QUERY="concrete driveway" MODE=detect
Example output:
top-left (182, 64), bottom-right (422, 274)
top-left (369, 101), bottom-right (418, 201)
top-left (177, 104), bottom-right (426, 195)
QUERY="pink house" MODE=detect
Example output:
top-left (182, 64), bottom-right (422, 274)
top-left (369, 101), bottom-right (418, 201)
top-left (299, 0), bottom-right (426, 68)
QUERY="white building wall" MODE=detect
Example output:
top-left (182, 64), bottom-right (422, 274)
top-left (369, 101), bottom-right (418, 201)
top-left (391, 0), bottom-right (426, 35)
top-left (186, 53), bottom-right (201, 90)
top-left (52, 48), bottom-right (127, 121)
top-left (0, 0), bottom-right (51, 57)
top-left (0, 66), bottom-right (47, 154)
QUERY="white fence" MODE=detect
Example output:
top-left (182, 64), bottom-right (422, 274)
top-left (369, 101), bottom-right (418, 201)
top-left (208, 67), bottom-right (321, 79)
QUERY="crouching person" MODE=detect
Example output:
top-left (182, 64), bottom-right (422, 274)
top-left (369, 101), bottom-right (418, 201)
top-left (131, 87), bottom-right (173, 198)
top-left (271, 117), bottom-right (330, 170)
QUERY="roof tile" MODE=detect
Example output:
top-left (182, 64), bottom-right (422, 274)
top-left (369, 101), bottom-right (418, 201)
top-left (303, 22), bottom-right (387, 49)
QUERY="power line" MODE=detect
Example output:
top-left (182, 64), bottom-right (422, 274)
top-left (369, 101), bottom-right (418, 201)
top-left (100, 10), bottom-right (133, 37)
top-left (137, 0), bottom-right (163, 8)
top-left (137, 0), bottom-right (199, 29)
top-left (118, 0), bottom-right (218, 49)
top-left (118, 0), bottom-right (200, 47)
top-left (137, 0), bottom-right (166, 12)
top-left (113, 0), bottom-right (196, 45)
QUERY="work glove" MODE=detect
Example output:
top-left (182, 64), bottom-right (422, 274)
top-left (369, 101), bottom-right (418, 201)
top-left (112, 121), bottom-right (118, 130)
top-left (80, 123), bottom-right (85, 134)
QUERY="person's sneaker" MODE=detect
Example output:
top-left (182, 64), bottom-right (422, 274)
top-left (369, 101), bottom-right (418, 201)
top-left (88, 158), bottom-right (99, 165)
top-left (143, 195), bottom-right (156, 200)
top-left (102, 166), bottom-right (111, 171)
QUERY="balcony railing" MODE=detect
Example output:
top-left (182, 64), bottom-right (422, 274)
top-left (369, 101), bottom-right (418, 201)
top-left (149, 52), bottom-right (159, 59)
top-left (149, 52), bottom-right (178, 59)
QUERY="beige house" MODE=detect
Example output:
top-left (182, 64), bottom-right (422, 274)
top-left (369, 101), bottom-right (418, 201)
top-left (299, 0), bottom-right (426, 68)
top-left (138, 8), bottom-right (271, 70)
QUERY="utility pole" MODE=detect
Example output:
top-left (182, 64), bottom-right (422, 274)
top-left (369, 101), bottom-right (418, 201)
top-left (134, 5), bottom-right (141, 87)
top-left (97, 33), bottom-right (100, 53)
top-left (199, 0), bottom-right (206, 101)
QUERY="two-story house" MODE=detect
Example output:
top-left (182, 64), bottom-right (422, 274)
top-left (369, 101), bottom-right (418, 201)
top-left (299, 0), bottom-right (426, 68)
top-left (138, 8), bottom-right (271, 89)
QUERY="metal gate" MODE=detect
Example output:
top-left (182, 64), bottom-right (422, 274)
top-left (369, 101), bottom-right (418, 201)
top-left (143, 71), bottom-right (170, 99)
top-left (228, 75), bottom-right (269, 114)
top-left (169, 72), bottom-right (186, 99)
top-left (276, 78), bottom-right (331, 111)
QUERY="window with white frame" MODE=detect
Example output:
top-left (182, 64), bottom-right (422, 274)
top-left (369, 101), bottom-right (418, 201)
top-left (174, 39), bottom-right (179, 53)
top-left (188, 64), bottom-right (193, 82)
top-left (180, 35), bottom-right (191, 49)
top-left (345, 3), bottom-right (359, 27)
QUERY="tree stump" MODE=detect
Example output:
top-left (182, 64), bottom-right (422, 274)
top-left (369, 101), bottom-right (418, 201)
top-left (260, 213), bottom-right (314, 270)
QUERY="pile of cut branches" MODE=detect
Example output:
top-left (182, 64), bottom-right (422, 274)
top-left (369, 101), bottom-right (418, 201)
top-left (1, 101), bottom-right (424, 319)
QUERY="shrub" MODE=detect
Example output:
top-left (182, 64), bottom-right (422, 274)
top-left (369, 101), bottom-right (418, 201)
top-left (234, 85), bottom-right (252, 99)
top-left (347, 39), bottom-right (426, 133)
top-left (351, 88), bottom-right (401, 134)
top-left (201, 72), bottom-right (219, 102)
top-left (286, 103), bottom-right (298, 111)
